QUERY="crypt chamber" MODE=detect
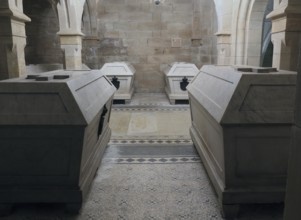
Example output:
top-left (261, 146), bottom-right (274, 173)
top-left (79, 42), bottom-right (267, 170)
top-left (0, 0), bottom-right (301, 219)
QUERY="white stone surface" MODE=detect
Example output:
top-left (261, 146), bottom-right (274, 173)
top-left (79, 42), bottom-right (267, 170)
top-left (164, 62), bottom-right (199, 104)
top-left (100, 62), bottom-right (136, 101)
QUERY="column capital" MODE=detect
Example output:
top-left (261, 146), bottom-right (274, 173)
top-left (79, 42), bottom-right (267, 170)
top-left (0, 0), bottom-right (30, 22)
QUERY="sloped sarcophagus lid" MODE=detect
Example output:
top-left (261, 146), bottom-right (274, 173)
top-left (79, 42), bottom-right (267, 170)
top-left (187, 65), bottom-right (297, 218)
top-left (164, 62), bottom-right (199, 104)
top-left (188, 65), bottom-right (296, 124)
top-left (0, 69), bottom-right (116, 214)
top-left (100, 62), bottom-right (135, 102)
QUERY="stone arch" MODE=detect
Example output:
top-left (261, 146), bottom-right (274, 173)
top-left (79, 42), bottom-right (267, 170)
top-left (245, 0), bottom-right (269, 66)
top-left (231, 0), bottom-right (269, 66)
top-left (56, 0), bottom-right (86, 34)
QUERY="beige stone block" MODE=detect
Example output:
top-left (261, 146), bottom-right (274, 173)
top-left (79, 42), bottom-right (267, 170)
top-left (134, 68), bottom-right (165, 93)
top-left (127, 55), bottom-right (147, 64)
top-left (181, 38), bottom-right (192, 47)
top-left (179, 29), bottom-right (193, 38)
top-left (162, 12), bottom-right (192, 23)
top-left (136, 21), bottom-right (165, 31)
top-left (60, 35), bottom-right (82, 45)
top-left (163, 48), bottom-right (191, 55)
top-left (152, 31), bottom-right (161, 37)
top-left (104, 31), bottom-right (120, 38)
top-left (119, 12), bottom-right (152, 21)
top-left (147, 55), bottom-right (176, 64)
top-left (113, 22), bottom-right (138, 31)
top-left (104, 4), bottom-right (126, 12)
top-left (246, 56), bottom-right (261, 66)
top-left (104, 22), bottom-right (114, 31)
top-left (106, 0), bottom-right (125, 4)
top-left (147, 38), bottom-right (171, 47)
top-left (167, 23), bottom-right (192, 32)
top-left (99, 13), bottom-right (119, 22)
top-left (271, 17), bottom-right (287, 33)
top-left (125, 31), bottom-right (153, 38)
top-left (10, 20), bottom-right (26, 37)
top-left (172, 2), bottom-right (193, 12)
top-left (139, 3), bottom-right (151, 12)
top-left (176, 54), bottom-right (192, 62)
top-left (64, 56), bottom-right (82, 70)
top-left (128, 46), bottom-right (163, 56)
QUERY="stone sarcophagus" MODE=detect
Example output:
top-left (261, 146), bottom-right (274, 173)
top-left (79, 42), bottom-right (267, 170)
top-left (0, 70), bottom-right (116, 214)
top-left (164, 62), bottom-right (199, 104)
top-left (187, 65), bottom-right (297, 218)
top-left (100, 62), bottom-right (135, 103)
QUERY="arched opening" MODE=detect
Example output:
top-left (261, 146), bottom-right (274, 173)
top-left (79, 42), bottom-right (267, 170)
top-left (243, 0), bottom-right (269, 66)
top-left (261, 0), bottom-right (274, 67)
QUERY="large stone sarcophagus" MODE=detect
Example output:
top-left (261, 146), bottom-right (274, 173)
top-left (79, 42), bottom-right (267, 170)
top-left (187, 65), bottom-right (297, 218)
top-left (0, 70), bottom-right (116, 214)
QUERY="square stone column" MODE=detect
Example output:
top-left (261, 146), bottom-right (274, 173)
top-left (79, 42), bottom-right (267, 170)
top-left (0, 0), bottom-right (30, 80)
top-left (267, 2), bottom-right (301, 71)
top-left (215, 32), bottom-right (231, 65)
top-left (59, 34), bottom-right (83, 70)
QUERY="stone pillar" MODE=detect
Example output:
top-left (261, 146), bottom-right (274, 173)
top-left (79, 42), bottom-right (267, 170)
top-left (216, 32), bottom-right (231, 65)
top-left (59, 34), bottom-right (83, 70)
top-left (284, 43), bottom-right (301, 220)
top-left (0, 0), bottom-right (30, 80)
top-left (214, 0), bottom-right (232, 65)
top-left (57, 0), bottom-right (85, 70)
top-left (267, 0), bottom-right (301, 71)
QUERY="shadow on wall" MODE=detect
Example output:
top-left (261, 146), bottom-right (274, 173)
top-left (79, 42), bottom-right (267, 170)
top-left (23, 0), bottom-right (62, 65)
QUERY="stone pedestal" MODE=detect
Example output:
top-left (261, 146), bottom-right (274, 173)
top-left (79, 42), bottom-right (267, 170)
top-left (164, 62), bottom-right (199, 104)
top-left (0, 0), bottom-right (30, 80)
top-left (216, 32), bottom-right (231, 65)
top-left (0, 69), bottom-right (116, 215)
top-left (59, 34), bottom-right (83, 70)
top-left (267, 2), bottom-right (301, 71)
top-left (187, 65), bottom-right (297, 219)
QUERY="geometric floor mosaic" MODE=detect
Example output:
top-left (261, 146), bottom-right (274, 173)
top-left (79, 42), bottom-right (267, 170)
top-left (1, 144), bottom-right (284, 220)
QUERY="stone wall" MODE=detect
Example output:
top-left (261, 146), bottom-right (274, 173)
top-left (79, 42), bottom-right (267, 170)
top-left (82, 0), bottom-right (217, 93)
top-left (24, 0), bottom-right (62, 65)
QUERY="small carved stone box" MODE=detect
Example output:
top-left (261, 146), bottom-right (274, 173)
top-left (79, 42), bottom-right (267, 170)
top-left (100, 62), bottom-right (135, 103)
top-left (164, 62), bottom-right (199, 104)
top-left (0, 70), bottom-right (116, 215)
top-left (187, 65), bottom-right (297, 218)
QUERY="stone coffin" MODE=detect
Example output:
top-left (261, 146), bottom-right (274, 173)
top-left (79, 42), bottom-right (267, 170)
top-left (164, 62), bottom-right (199, 104)
top-left (0, 70), bottom-right (116, 214)
top-left (187, 65), bottom-right (297, 218)
top-left (100, 62), bottom-right (135, 103)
